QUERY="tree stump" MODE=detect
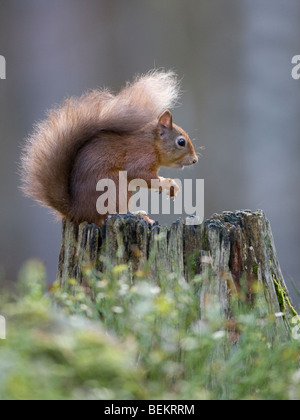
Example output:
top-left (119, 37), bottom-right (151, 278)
top-left (57, 210), bottom-right (297, 336)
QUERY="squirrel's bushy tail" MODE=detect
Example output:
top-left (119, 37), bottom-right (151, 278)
top-left (21, 70), bottom-right (180, 218)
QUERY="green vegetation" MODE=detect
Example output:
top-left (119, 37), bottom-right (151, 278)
top-left (0, 259), bottom-right (299, 400)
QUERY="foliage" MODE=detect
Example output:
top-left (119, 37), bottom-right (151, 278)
top-left (0, 259), bottom-right (300, 400)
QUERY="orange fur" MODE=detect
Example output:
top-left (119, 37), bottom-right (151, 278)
top-left (21, 70), bottom-right (198, 225)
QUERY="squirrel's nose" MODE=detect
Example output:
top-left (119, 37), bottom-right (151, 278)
top-left (192, 156), bottom-right (198, 164)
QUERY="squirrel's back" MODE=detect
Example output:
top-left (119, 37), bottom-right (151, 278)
top-left (21, 71), bottom-right (180, 219)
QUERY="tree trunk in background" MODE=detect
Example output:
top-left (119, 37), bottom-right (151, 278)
top-left (57, 210), bottom-right (296, 337)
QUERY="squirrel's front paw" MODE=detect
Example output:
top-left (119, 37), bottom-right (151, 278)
top-left (159, 177), bottom-right (180, 199)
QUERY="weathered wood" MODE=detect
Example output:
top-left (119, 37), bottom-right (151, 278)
top-left (57, 210), bottom-right (297, 335)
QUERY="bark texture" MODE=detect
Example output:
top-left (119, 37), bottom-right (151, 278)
top-left (57, 210), bottom-right (296, 335)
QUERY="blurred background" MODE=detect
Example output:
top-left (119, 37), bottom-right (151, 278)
top-left (0, 0), bottom-right (299, 304)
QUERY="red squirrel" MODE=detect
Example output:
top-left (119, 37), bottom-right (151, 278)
top-left (21, 71), bottom-right (198, 226)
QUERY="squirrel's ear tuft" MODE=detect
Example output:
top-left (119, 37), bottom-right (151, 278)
top-left (158, 110), bottom-right (173, 130)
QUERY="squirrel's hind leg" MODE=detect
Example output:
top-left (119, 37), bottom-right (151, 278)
top-left (132, 211), bottom-right (155, 226)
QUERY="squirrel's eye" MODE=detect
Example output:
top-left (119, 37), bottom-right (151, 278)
top-left (176, 138), bottom-right (186, 148)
